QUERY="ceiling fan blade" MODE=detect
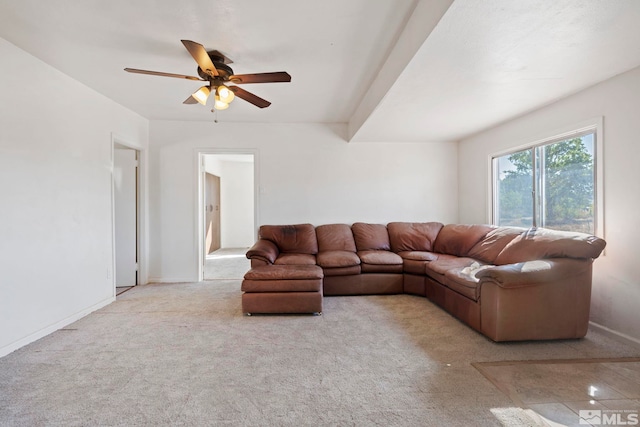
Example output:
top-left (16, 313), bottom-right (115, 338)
top-left (124, 68), bottom-right (204, 81)
top-left (230, 72), bottom-right (291, 84)
top-left (183, 95), bottom-right (199, 104)
top-left (209, 49), bottom-right (233, 64)
top-left (181, 40), bottom-right (218, 77)
top-left (229, 86), bottom-right (271, 108)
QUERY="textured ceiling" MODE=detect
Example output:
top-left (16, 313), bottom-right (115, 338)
top-left (0, 0), bottom-right (417, 124)
top-left (1, 0), bottom-right (639, 142)
top-left (350, 0), bottom-right (640, 142)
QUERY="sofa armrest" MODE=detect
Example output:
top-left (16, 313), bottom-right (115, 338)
top-left (476, 258), bottom-right (591, 288)
top-left (478, 258), bottom-right (594, 341)
top-left (246, 239), bottom-right (280, 265)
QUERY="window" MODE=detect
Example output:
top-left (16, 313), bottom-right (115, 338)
top-left (492, 129), bottom-right (598, 234)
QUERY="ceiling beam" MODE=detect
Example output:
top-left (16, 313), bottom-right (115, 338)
top-left (347, 0), bottom-right (453, 142)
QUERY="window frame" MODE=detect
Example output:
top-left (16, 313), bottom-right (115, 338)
top-left (488, 118), bottom-right (604, 238)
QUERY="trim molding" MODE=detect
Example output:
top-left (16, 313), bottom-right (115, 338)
top-left (111, 132), bottom-right (149, 286)
top-left (194, 148), bottom-right (259, 282)
top-left (589, 321), bottom-right (640, 346)
top-left (0, 296), bottom-right (115, 358)
top-left (486, 116), bottom-right (604, 241)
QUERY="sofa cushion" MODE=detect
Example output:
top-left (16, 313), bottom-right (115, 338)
top-left (443, 262), bottom-right (494, 301)
top-left (495, 227), bottom-right (607, 265)
top-left (397, 251), bottom-right (438, 262)
top-left (358, 250), bottom-right (403, 274)
top-left (316, 224), bottom-right (357, 252)
top-left (259, 224), bottom-right (318, 254)
top-left (317, 250), bottom-right (360, 268)
top-left (397, 251), bottom-right (438, 274)
top-left (241, 279), bottom-right (322, 293)
top-left (387, 222), bottom-right (444, 253)
top-left (242, 265), bottom-right (324, 293)
top-left (274, 254), bottom-right (317, 265)
top-left (244, 264), bottom-right (324, 281)
top-left (322, 266), bottom-right (362, 276)
top-left (361, 264), bottom-right (403, 274)
top-left (357, 250), bottom-right (403, 265)
top-left (352, 223), bottom-right (391, 251)
top-left (402, 259), bottom-right (429, 275)
top-left (433, 224), bottom-right (493, 257)
top-left (425, 255), bottom-right (479, 276)
top-left (468, 226), bottom-right (524, 264)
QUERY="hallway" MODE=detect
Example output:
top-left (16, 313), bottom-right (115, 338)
top-left (203, 247), bottom-right (250, 280)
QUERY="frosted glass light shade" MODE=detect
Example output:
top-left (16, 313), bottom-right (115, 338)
top-left (214, 95), bottom-right (229, 110)
top-left (217, 85), bottom-right (235, 103)
top-left (192, 86), bottom-right (211, 105)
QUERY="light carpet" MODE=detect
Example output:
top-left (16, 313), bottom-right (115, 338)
top-left (204, 247), bottom-right (250, 280)
top-left (1, 279), bottom-right (639, 426)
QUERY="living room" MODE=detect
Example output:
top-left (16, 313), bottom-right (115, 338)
top-left (1, 1), bottom-right (640, 425)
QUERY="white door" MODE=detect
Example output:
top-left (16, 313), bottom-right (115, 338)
top-left (114, 148), bottom-right (137, 286)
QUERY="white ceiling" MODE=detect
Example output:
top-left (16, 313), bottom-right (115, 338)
top-left (1, 0), bottom-right (639, 142)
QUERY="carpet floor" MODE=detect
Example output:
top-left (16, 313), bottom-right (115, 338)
top-left (203, 248), bottom-right (250, 280)
top-left (1, 278), bottom-right (639, 426)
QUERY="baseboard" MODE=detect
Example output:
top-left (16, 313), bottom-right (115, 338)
top-left (589, 321), bottom-right (640, 346)
top-left (0, 296), bottom-right (115, 358)
top-left (147, 277), bottom-right (196, 283)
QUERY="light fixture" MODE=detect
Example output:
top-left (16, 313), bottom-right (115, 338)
top-left (191, 86), bottom-right (211, 105)
top-left (217, 85), bottom-right (235, 104)
top-left (214, 95), bottom-right (229, 110)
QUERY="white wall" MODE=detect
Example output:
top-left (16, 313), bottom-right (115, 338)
top-left (204, 156), bottom-right (222, 176)
top-left (220, 160), bottom-right (254, 248)
top-left (148, 121), bottom-right (458, 282)
top-left (0, 38), bottom-right (148, 356)
top-left (458, 66), bottom-right (640, 342)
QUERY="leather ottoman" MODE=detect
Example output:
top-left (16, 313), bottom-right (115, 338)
top-left (241, 265), bottom-right (324, 315)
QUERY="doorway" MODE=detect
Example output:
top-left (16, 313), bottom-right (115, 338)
top-left (198, 152), bottom-right (257, 281)
top-left (113, 145), bottom-right (139, 293)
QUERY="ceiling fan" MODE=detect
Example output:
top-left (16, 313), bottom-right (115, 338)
top-left (124, 40), bottom-right (291, 110)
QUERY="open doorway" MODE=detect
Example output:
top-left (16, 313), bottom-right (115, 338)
top-left (113, 144), bottom-right (139, 295)
top-left (199, 152), bottom-right (256, 281)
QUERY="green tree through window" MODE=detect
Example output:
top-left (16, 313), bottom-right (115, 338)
top-left (497, 150), bottom-right (532, 227)
top-left (495, 134), bottom-right (595, 233)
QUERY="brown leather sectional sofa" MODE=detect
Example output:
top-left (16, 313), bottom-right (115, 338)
top-left (245, 222), bottom-right (606, 342)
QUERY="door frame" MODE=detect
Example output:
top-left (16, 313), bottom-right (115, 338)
top-left (111, 133), bottom-right (148, 295)
top-left (195, 148), bottom-right (259, 282)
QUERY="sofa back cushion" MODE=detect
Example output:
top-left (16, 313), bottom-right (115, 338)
top-left (468, 226), bottom-right (524, 263)
top-left (259, 224), bottom-right (318, 254)
top-left (387, 222), bottom-right (444, 253)
top-left (494, 227), bottom-right (606, 264)
top-left (352, 223), bottom-right (391, 251)
top-left (316, 224), bottom-right (357, 252)
top-left (432, 224), bottom-right (493, 257)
